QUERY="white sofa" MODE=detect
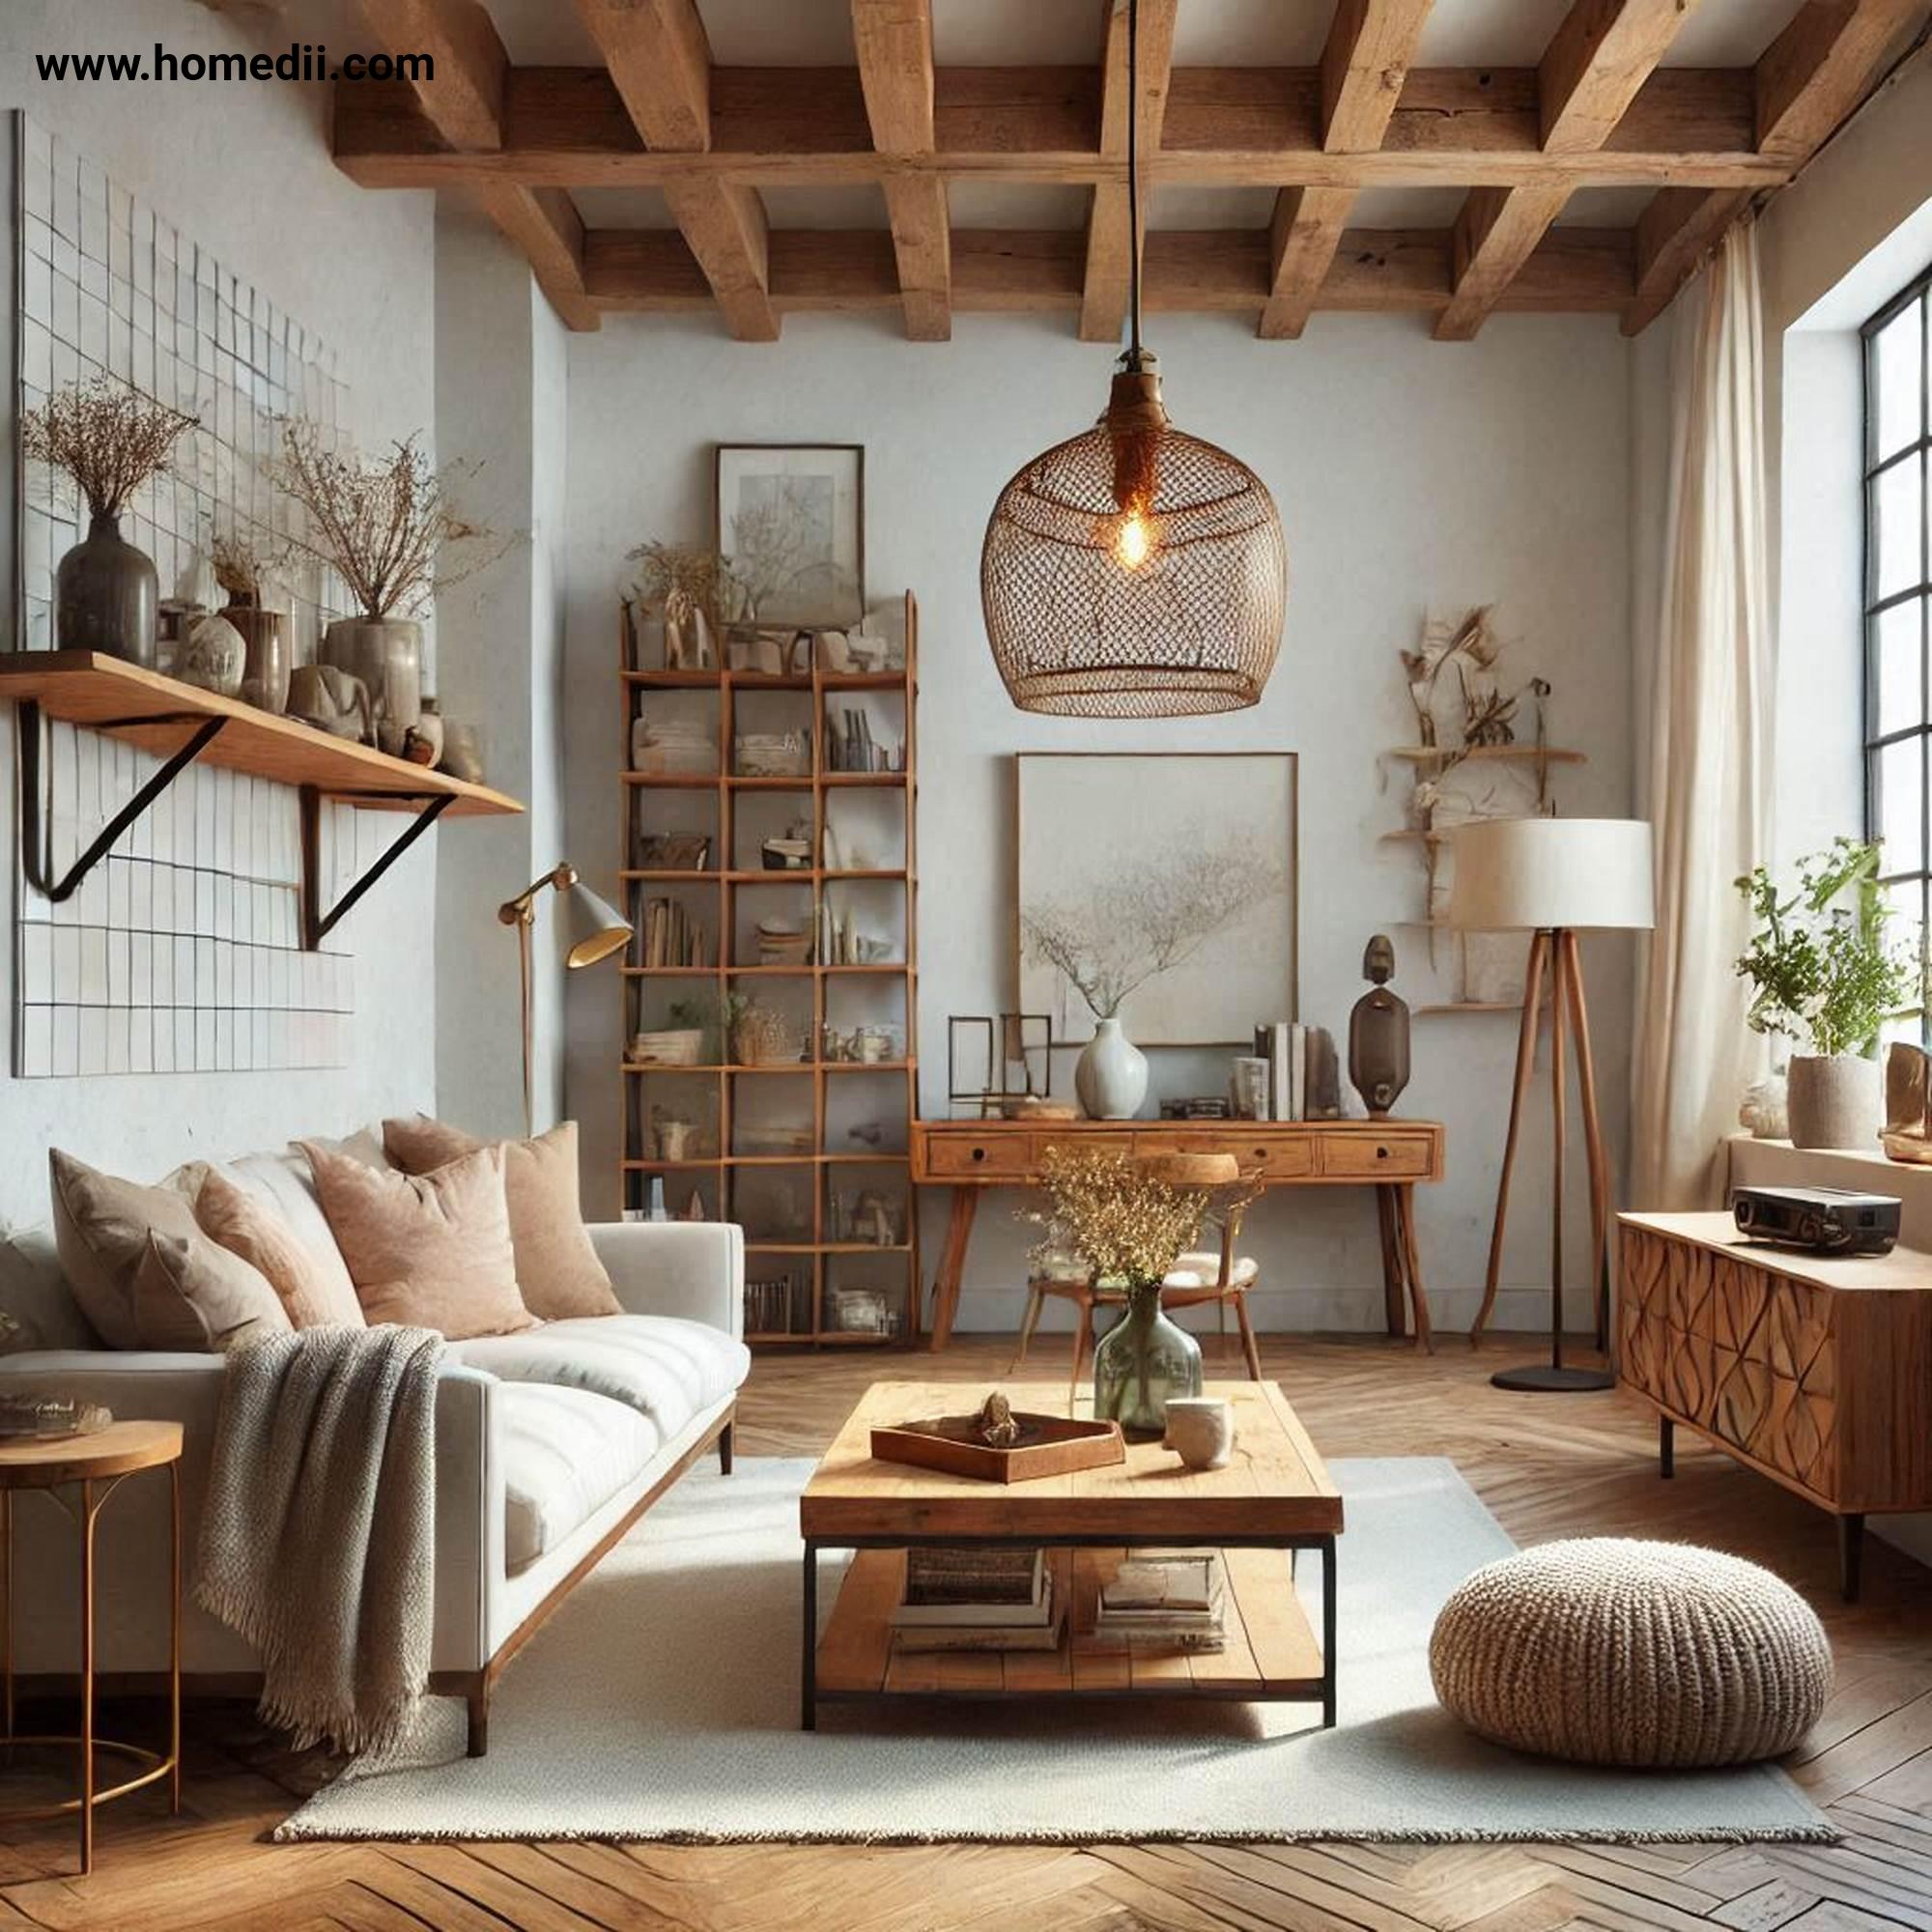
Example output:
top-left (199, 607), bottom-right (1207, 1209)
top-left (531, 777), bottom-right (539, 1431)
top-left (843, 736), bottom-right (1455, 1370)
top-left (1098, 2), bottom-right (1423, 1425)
top-left (0, 1150), bottom-right (749, 1756)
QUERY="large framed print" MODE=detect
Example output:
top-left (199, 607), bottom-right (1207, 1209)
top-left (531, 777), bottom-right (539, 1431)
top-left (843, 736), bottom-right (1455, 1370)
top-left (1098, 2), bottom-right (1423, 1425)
top-left (1015, 753), bottom-right (1298, 1046)
top-left (714, 443), bottom-right (865, 628)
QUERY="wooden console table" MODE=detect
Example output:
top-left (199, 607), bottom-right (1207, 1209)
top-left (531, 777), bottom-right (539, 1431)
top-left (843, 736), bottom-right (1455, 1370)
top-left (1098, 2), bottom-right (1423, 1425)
top-left (910, 1118), bottom-right (1446, 1352)
top-left (1618, 1211), bottom-right (1932, 1600)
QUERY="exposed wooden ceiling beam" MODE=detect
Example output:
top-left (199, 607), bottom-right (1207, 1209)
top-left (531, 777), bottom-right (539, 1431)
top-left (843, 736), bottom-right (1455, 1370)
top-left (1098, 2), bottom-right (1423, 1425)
top-left (1540, 0), bottom-right (1703, 152)
top-left (853, 0), bottom-right (950, 340)
top-left (1755, 0), bottom-right (1925, 160)
top-left (1321, 0), bottom-right (1436, 152)
top-left (1259, 187), bottom-right (1356, 339)
top-left (1081, 0), bottom-right (1178, 346)
top-left (1435, 185), bottom-right (1575, 338)
top-left (582, 225), bottom-right (1635, 319)
top-left (572, 0), bottom-right (779, 340)
top-left (354, 0), bottom-right (597, 330)
top-left (1621, 185), bottom-right (1751, 332)
top-left (335, 65), bottom-right (1782, 192)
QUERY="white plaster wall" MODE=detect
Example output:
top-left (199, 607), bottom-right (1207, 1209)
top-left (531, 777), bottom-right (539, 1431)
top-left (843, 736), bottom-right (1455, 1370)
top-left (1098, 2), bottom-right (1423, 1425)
top-left (560, 310), bottom-right (1638, 1336)
top-left (0, 0), bottom-right (440, 1223)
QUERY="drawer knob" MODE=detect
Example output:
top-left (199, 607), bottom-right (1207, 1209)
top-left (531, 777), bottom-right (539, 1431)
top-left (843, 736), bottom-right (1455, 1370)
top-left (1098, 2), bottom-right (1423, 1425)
top-left (1253, 1147), bottom-right (1268, 1160)
top-left (971, 1147), bottom-right (987, 1163)
top-left (1376, 1146), bottom-right (1391, 1160)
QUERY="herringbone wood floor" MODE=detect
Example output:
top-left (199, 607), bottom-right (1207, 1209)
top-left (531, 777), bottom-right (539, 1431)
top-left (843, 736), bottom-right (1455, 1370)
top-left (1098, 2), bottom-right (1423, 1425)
top-left (5, 1333), bottom-right (1932, 1932)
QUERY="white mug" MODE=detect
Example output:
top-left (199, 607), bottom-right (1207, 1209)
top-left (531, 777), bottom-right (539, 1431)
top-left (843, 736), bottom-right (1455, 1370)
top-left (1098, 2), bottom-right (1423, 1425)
top-left (1162, 1396), bottom-right (1236, 1471)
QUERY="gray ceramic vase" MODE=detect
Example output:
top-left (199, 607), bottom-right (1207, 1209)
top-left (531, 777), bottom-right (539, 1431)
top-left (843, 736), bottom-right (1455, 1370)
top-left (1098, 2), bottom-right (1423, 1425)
top-left (1785, 1054), bottom-right (1880, 1151)
top-left (228, 606), bottom-right (292, 714)
top-left (56, 513), bottom-right (157, 665)
top-left (322, 616), bottom-right (421, 751)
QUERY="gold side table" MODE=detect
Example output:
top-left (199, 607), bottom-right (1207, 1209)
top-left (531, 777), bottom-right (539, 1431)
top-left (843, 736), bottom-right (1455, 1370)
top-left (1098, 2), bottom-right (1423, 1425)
top-left (0, 1419), bottom-right (183, 1873)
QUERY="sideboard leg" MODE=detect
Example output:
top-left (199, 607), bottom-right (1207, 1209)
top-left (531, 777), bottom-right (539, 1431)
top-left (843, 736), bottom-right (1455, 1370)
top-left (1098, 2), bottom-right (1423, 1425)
top-left (927, 1188), bottom-right (978, 1352)
top-left (1659, 1414), bottom-right (1674, 1479)
top-left (1839, 1514), bottom-right (1865, 1603)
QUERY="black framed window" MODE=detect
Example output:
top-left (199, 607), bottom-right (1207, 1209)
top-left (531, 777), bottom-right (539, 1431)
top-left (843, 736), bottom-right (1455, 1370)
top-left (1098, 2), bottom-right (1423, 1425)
top-left (1865, 267), bottom-right (1932, 1044)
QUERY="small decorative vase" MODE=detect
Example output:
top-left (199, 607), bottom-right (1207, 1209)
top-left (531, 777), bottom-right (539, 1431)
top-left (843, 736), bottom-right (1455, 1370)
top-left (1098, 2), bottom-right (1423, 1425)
top-left (176, 612), bottom-right (246, 696)
top-left (322, 616), bottom-right (422, 750)
top-left (56, 512), bottom-right (158, 664)
top-left (1786, 1054), bottom-right (1880, 1151)
top-left (1075, 1016), bottom-right (1149, 1120)
top-left (227, 605), bottom-right (291, 714)
top-left (1094, 1280), bottom-right (1204, 1440)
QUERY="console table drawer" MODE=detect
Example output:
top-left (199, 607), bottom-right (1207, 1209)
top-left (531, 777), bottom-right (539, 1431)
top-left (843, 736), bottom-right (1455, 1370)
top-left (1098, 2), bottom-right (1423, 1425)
top-left (924, 1134), bottom-right (1036, 1179)
top-left (1316, 1133), bottom-right (1433, 1179)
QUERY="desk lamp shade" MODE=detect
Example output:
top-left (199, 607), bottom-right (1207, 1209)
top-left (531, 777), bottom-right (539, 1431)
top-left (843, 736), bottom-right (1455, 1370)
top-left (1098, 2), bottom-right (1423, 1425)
top-left (559, 879), bottom-right (631, 969)
top-left (1448, 818), bottom-right (1656, 933)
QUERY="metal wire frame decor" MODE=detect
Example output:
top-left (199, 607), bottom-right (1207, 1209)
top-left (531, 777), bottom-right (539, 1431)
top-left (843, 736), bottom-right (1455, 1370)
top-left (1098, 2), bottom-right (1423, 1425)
top-left (979, 0), bottom-right (1287, 719)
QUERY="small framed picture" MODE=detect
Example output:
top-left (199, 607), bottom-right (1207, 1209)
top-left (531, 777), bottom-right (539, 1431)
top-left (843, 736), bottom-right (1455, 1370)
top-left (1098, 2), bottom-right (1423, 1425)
top-left (714, 443), bottom-right (864, 628)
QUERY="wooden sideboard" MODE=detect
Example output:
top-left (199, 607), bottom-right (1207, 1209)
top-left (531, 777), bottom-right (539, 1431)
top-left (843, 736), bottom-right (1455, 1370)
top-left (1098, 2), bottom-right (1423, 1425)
top-left (1618, 1210), bottom-right (1932, 1599)
top-left (910, 1117), bottom-right (1446, 1352)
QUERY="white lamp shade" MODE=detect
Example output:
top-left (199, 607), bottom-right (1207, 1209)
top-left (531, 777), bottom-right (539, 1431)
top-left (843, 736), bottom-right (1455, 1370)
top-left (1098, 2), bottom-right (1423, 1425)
top-left (560, 881), bottom-right (632, 968)
top-left (1446, 818), bottom-right (1655, 932)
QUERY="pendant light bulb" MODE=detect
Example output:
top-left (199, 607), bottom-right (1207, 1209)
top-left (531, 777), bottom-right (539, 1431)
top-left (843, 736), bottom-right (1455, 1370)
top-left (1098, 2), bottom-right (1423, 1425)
top-left (1113, 506), bottom-right (1152, 571)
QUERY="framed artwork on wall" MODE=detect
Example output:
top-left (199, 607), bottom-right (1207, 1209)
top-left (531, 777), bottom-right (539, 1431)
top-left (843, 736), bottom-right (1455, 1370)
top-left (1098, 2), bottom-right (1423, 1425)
top-left (714, 443), bottom-right (864, 628)
top-left (1014, 753), bottom-right (1298, 1046)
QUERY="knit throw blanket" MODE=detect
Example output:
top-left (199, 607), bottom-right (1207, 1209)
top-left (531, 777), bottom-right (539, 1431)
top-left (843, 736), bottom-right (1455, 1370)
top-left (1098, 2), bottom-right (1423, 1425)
top-left (196, 1323), bottom-right (444, 1756)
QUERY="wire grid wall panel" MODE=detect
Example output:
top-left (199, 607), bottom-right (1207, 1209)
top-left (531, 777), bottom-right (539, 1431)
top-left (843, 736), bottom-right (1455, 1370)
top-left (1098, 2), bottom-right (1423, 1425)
top-left (1864, 264), bottom-right (1932, 1046)
top-left (13, 115), bottom-right (359, 1077)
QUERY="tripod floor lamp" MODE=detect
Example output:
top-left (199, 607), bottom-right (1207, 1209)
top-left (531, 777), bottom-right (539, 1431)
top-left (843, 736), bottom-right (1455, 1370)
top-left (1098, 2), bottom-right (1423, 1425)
top-left (1448, 817), bottom-right (1655, 1392)
top-left (499, 865), bottom-right (632, 1135)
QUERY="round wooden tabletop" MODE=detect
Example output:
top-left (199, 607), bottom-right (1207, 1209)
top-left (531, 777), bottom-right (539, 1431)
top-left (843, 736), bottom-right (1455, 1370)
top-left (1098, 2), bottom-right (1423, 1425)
top-left (0, 1419), bottom-right (184, 1489)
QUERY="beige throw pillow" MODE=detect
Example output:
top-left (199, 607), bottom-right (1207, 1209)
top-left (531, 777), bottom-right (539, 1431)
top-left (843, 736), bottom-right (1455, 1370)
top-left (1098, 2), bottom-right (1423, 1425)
top-left (299, 1139), bottom-right (534, 1340)
top-left (47, 1150), bottom-right (285, 1351)
top-left (382, 1118), bottom-right (620, 1321)
top-left (193, 1165), bottom-right (364, 1331)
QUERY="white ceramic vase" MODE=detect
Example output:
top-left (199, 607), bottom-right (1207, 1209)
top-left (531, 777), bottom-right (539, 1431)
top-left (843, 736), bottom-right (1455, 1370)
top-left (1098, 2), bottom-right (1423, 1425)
top-left (1075, 1015), bottom-right (1149, 1121)
top-left (1785, 1054), bottom-right (1880, 1151)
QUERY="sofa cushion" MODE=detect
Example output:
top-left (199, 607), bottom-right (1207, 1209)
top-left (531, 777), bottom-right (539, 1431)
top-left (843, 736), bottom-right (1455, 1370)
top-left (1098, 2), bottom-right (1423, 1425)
top-left (498, 1383), bottom-right (662, 1573)
top-left (448, 1315), bottom-right (750, 1440)
top-left (299, 1140), bottom-right (535, 1341)
top-left (136, 1230), bottom-right (291, 1350)
top-left (223, 1150), bottom-right (365, 1327)
top-left (194, 1165), bottom-right (362, 1331)
top-left (383, 1118), bottom-right (620, 1321)
top-left (0, 1224), bottom-right (99, 1350)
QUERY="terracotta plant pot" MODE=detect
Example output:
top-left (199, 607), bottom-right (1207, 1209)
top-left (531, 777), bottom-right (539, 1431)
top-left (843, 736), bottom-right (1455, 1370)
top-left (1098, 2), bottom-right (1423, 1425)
top-left (1785, 1054), bottom-right (1880, 1151)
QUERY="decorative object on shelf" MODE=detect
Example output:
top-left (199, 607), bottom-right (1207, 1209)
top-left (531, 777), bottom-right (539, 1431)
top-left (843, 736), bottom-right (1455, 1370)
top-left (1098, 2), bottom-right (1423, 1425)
top-left (628, 1028), bottom-right (704, 1067)
top-left (632, 710), bottom-right (714, 775)
top-left (635, 895), bottom-right (707, 969)
top-left (734, 730), bottom-right (810, 779)
top-left (1735, 838), bottom-right (1909, 1152)
top-left (1032, 1144), bottom-right (1208, 1437)
top-left (1450, 817), bottom-right (1656, 1391)
top-left (829, 1287), bottom-right (898, 1337)
top-left (1349, 934), bottom-right (1411, 1119)
top-left (980, 1), bottom-right (1283, 719)
top-left (626, 542), bottom-right (724, 669)
top-left (761, 836), bottom-right (811, 871)
top-left (174, 544), bottom-right (221, 614)
top-left (1882, 1042), bottom-right (1932, 1164)
top-left (715, 444), bottom-right (864, 627)
top-left (287, 662), bottom-right (372, 741)
top-left (728, 1001), bottom-right (794, 1066)
top-left (499, 864), bottom-right (632, 1133)
top-left (975, 1392), bottom-right (1020, 1448)
top-left (638, 833), bottom-right (711, 872)
top-left (1162, 1395), bottom-right (1236, 1471)
top-left (0, 1393), bottom-right (112, 1440)
top-left (441, 722), bottom-right (486, 784)
top-left (756, 918), bottom-right (810, 967)
top-left (648, 1111), bottom-right (702, 1162)
top-left (1075, 1016), bottom-right (1149, 1122)
top-left (277, 421), bottom-right (503, 748)
top-left (403, 698), bottom-right (444, 767)
top-left (1740, 1071), bottom-right (1791, 1142)
top-left (23, 377), bottom-right (199, 665)
top-left (211, 528), bottom-right (295, 712)
top-left (947, 1013), bottom-right (1054, 1118)
top-left (175, 611), bottom-right (246, 696)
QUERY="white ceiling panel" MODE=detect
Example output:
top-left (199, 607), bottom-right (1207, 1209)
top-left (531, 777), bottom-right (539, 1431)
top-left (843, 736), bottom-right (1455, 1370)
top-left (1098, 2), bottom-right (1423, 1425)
top-left (1169, 0), bottom-right (1333, 66)
top-left (1350, 185), bottom-right (1471, 228)
top-left (696, 0), bottom-right (856, 65)
top-left (1555, 185), bottom-right (1659, 228)
top-left (571, 186), bottom-right (677, 230)
top-left (931, 0), bottom-right (1104, 66)
top-left (948, 182), bottom-right (1094, 229)
top-left (1150, 185), bottom-right (1278, 229)
top-left (761, 185), bottom-right (892, 229)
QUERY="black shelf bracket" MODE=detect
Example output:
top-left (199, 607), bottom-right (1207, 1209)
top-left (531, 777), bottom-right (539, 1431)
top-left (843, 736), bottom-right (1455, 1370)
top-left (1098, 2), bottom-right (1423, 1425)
top-left (300, 783), bottom-right (455, 950)
top-left (16, 697), bottom-right (229, 904)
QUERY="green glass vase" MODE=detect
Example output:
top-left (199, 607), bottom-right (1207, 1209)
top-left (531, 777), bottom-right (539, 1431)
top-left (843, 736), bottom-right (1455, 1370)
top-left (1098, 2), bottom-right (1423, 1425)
top-left (1094, 1280), bottom-right (1204, 1439)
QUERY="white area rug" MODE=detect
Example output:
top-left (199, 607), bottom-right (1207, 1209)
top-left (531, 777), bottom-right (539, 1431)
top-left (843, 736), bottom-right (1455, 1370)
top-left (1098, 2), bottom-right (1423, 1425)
top-left (281, 1457), bottom-right (1833, 1845)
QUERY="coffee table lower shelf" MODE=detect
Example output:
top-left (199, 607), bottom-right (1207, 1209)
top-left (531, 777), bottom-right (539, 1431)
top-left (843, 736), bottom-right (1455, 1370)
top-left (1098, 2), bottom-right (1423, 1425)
top-left (805, 1543), bottom-right (1334, 1727)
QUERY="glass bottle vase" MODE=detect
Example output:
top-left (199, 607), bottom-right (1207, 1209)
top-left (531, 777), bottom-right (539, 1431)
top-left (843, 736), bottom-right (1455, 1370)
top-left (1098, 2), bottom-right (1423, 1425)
top-left (1094, 1279), bottom-right (1204, 1439)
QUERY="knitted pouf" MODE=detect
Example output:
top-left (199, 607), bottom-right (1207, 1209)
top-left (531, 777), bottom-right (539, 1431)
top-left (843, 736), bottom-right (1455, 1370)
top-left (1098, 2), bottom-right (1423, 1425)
top-left (1429, 1538), bottom-right (1832, 1769)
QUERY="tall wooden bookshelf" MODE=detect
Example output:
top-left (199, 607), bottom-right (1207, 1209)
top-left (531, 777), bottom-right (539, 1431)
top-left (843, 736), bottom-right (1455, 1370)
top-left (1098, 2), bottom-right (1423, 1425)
top-left (618, 594), bottom-right (921, 1347)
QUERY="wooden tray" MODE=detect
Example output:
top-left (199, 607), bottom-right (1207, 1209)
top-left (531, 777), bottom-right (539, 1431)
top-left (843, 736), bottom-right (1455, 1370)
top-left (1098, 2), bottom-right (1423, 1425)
top-left (870, 1412), bottom-right (1126, 1483)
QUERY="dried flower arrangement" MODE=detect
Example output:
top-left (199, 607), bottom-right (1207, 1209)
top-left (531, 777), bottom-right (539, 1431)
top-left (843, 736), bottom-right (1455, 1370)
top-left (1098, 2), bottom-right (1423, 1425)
top-left (627, 541), bottom-right (725, 616)
top-left (210, 525), bottom-right (294, 608)
top-left (1027, 1145), bottom-right (1208, 1291)
top-left (21, 376), bottom-right (198, 522)
top-left (275, 420), bottom-right (504, 620)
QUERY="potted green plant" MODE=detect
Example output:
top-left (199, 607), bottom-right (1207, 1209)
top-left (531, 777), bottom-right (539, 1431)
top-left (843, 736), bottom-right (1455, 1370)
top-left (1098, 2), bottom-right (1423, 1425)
top-left (1734, 838), bottom-right (1916, 1150)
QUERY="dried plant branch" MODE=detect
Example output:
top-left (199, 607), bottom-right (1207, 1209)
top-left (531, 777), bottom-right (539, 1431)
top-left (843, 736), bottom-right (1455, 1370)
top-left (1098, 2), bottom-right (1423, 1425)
top-left (1029, 1146), bottom-right (1208, 1289)
top-left (22, 376), bottom-right (198, 520)
top-left (274, 420), bottom-right (507, 620)
top-left (210, 522), bottom-right (295, 605)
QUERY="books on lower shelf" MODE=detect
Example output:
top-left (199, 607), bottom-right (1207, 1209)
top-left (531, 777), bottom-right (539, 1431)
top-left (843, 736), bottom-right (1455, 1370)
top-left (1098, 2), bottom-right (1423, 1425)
top-left (891, 1547), bottom-right (1066, 1652)
top-left (1095, 1548), bottom-right (1227, 1652)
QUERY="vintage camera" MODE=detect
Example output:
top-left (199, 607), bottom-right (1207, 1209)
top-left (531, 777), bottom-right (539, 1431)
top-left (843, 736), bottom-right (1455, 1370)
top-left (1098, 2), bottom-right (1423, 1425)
top-left (1730, 1184), bottom-right (1901, 1256)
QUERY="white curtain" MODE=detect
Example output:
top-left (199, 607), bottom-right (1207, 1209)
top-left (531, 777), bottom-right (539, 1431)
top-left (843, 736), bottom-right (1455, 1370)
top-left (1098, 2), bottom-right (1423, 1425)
top-left (1631, 222), bottom-right (1775, 1209)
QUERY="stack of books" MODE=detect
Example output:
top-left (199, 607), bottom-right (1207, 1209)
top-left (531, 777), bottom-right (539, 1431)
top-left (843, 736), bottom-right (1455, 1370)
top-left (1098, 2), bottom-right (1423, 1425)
top-left (1094, 1549), bottom-right (1227, 1652)
top-left (889, 1547), bottom-right (1064, 1652)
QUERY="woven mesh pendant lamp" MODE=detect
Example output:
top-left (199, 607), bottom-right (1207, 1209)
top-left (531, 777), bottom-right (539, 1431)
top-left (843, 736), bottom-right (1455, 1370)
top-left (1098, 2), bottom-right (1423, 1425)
top-left (980, 0), bottom-right (1287, 718)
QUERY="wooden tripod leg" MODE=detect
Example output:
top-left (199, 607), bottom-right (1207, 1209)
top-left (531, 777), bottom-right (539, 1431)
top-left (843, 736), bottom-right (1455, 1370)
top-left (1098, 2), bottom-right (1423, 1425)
top-left (1471, 930), bottom-right (1550, 1347)
top-left (1547, 931), bottom-right (1570, 1368)
top-left (1561, 930), bottom-right (1613, 1354)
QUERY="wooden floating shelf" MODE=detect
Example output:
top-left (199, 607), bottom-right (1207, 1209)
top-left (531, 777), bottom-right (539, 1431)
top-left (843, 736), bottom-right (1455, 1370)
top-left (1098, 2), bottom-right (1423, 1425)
top-left (1384, 745), bottom-right (1585, 766)
top-left (0, 651), bottom-right (523, 817)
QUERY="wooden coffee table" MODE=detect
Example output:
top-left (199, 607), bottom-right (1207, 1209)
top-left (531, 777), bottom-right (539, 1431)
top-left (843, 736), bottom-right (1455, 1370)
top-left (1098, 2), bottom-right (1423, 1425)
top-left (798, 1380), bottom-right (1343, 1730)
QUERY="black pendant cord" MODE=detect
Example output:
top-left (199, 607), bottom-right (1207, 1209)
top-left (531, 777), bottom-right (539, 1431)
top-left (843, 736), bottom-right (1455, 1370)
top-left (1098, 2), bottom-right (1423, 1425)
top-left (1125, 0), bottom-right (1147, 369)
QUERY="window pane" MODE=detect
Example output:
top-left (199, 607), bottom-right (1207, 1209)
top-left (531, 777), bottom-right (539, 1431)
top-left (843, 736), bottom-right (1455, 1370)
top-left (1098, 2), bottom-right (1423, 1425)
top-left (1874, 456), bottom-right (1925, 601)
top-left (1877, 736), bottom-right (1925, 875)
top-left (1872, 299), bottom-right (1925, 463)
top-left (1874, 599), bottom-right (1926, 736)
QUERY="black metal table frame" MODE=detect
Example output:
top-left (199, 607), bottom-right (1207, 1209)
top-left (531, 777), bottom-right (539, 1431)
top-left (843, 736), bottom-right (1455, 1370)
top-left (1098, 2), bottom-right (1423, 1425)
top-left (801, 1530), bottom-right (1337, 1731)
